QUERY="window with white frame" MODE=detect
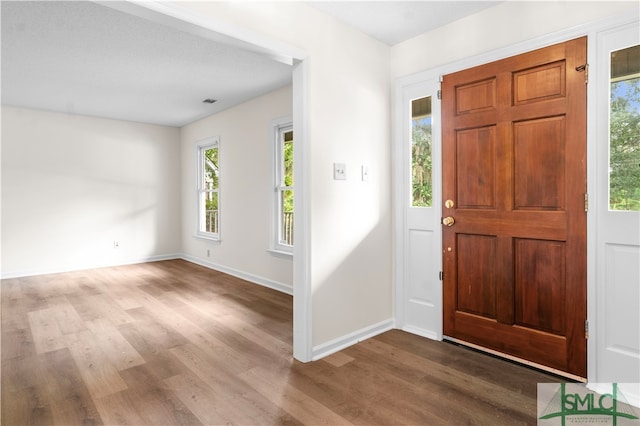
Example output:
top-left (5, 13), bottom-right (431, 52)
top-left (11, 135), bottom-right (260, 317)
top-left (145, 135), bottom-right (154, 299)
top-left (197, 137), bottom-right (220, 240)
top-left (272, 119), bottom-right (294, 253)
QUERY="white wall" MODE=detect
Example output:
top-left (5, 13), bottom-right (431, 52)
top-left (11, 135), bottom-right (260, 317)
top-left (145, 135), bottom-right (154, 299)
top-left (180, 85), bottom-right (293, 292)
top-left (174, 1), bottom-right (393, 350)
top-left (390, 1), bottom-right (637, 79)
top-left (1, 106), bottom-right (181, 277)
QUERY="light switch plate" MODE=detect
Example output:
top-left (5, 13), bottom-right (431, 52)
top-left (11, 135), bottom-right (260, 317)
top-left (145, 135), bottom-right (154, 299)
top-left (361, 165), bottom-right (369, 181)
top-left (334, 163), bottom-right (346, 180)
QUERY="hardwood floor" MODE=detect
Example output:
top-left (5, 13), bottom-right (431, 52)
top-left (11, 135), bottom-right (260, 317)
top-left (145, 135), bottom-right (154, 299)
top-left (2, 259), bottom-right (559, 425)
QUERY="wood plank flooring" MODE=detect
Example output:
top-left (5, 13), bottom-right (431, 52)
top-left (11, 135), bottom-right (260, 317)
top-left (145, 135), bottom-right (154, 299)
top-left (2, 259), bottom-right (560, 425)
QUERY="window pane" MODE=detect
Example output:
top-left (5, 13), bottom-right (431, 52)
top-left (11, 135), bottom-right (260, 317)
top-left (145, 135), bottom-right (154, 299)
top-left (204, 147), bottom-right (218, 190)
top-left (200, 191), bottom-right (218, 234)
top-left (202, 192), bottom-right (218, 234)
top-left (610, 45), bottom-right (640, 211)
top-left (411, 96), bottom-right (432, 207)
top-left (280, 189), bottom-right (294, 245)
top-left (284, 131), bottom-right (294, 187)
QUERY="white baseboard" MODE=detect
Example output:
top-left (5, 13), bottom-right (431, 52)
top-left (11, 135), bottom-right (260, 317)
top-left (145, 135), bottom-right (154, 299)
top-left (0, 254), bottom-right (181, 280)
top-left (180, 254), bottom-right (293, 296)
top-left (311, 318), bottom-right (394, 361)
top-left (1, 253), bottom-right (294, 298)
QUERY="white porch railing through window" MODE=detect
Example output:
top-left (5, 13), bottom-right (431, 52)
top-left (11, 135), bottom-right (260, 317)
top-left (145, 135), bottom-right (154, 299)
top-left (206, 210), bottom-right (293, 244)
top-left (282, 212), bottom-right (294, 246)
top-left (206, 210), bottom-right (218, 234)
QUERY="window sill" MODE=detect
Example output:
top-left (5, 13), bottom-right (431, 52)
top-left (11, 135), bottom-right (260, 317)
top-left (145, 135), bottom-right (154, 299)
top-left (267, 248), bottom-right (293, 259)
top-left (194, 234), bottom-right (221, 243)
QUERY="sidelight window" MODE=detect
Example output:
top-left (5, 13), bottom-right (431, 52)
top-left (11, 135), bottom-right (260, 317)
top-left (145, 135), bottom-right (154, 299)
top-left (411, 96), bottom-right (433, 207)
top-left (609, 44), bottom-right (640, 211)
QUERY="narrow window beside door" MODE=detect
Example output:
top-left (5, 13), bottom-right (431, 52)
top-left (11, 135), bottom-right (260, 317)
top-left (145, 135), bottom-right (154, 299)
top-left (411, 96), bottom-right (433, 207)
top-left (609, 44), bottom-right (640, 211)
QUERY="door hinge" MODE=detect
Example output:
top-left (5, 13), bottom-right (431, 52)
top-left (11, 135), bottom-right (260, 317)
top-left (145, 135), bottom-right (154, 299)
top-left (576, 63), bottom-right (589, 84)
top-left (437, 89), bottom-right (442, 100)
top-left (439, 271), bottom-right (443, 281)
top-left (584, 193), bottom-right (589, 212)
top-left (585, 320), bottom-right (589, 339)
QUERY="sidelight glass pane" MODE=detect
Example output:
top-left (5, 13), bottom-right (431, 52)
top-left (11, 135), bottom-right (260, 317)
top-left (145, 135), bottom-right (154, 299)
top-left (609, 45), bottom-right (640, 211)
top-left (411, 96), bottom-right (433, 207)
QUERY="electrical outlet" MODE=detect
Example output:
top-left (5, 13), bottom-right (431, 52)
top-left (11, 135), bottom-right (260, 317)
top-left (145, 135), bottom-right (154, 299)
top-left (333, 163), bottom-right (346, 180)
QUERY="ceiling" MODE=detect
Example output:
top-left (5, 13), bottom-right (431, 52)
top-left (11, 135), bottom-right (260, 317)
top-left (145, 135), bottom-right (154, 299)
top-left (1, 1), bottom-right (293, 127)
top-left (309, 1), bottom-right (501, 46)
top-left (1, 1), bottom-right (502, 128)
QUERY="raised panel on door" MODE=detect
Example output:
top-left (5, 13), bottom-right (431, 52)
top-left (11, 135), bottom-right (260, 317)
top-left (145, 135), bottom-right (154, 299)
top-left (456, 234), bottom-right (497, 319)
top-left (603, 244), bottom-right (640, 360)
top-left (456, 126), bottom-right (496, 209)
top-left (405, 229), bottom-right (439, 330)
top-left (513, 116), bottom-right (566, 210)
top-left (514, 238), bottom-right (566, 335)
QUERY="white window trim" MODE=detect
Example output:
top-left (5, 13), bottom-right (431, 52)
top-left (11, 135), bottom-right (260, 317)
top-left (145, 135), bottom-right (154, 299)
top-left (270, 116), bottom-right (293, 256)
top-left (195, 136), bottom-right (221, 242)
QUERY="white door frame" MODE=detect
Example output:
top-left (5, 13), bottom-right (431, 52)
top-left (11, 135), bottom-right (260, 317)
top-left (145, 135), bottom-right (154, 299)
top-left (393, 12), bottom-right (639, 394)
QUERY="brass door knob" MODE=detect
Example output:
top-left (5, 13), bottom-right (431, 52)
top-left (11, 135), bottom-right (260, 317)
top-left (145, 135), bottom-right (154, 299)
top-left (442, 216), bottom-right (455, 227)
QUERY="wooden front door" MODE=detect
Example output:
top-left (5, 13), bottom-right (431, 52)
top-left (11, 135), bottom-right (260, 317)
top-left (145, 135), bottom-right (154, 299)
top-left (441, 37), bottom-right (587, 378)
